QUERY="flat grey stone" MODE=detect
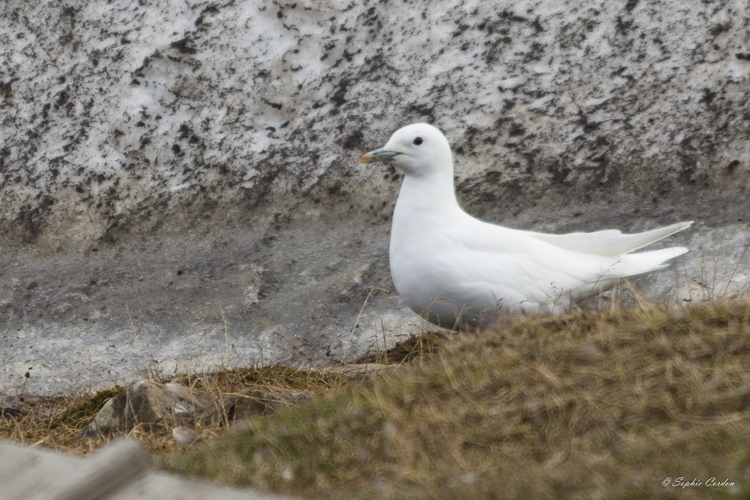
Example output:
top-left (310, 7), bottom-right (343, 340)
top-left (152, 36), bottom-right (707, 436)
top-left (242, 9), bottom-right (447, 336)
top-left (0, 439), bottom-right (299, 500)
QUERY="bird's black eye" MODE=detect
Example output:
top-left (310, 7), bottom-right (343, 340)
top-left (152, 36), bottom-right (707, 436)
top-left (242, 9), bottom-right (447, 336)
top-left (413, 137), bottom-right (423, 146)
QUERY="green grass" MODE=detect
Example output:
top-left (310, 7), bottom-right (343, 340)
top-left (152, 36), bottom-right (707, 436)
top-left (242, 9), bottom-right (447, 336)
top-left (170, 301), bottom-right (750, 499)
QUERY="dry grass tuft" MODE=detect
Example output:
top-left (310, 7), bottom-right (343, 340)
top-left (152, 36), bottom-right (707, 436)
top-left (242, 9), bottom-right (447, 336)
top-left (0, 387), bottom-right (120, 454)
top-left (170, 300), bottom-right (750, 499)
top-left (0, 366), bottom-right (349, 458)
top-left (354, 329), bottom-right (447, 366)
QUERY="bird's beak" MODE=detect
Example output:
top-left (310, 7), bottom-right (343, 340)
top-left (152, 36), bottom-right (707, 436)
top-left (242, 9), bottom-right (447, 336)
top-left (359, 149), bottom-right (401, 164)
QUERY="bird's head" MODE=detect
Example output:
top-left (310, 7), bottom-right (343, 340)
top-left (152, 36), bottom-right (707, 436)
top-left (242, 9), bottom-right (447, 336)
top-left (359, 123), bottom-right (453, 178)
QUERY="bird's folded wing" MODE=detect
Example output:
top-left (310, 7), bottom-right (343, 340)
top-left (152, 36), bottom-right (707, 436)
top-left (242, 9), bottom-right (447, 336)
top-left (437, 241), bottom-right (611, 310)
top-left (524, 221), bottom-right (693, 257)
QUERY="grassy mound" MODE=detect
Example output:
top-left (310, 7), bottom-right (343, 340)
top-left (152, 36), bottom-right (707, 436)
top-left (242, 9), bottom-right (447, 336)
top-left (172, 301), bottom-right (750, 499)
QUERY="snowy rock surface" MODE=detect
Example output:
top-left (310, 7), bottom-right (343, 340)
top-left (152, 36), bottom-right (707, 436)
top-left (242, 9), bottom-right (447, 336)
top-left (1, 0), bottom-right (749, 395)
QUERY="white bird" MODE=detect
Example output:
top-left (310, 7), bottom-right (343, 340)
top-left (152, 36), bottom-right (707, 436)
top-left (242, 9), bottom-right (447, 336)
top-left (360, 123), bottom-right (692, 328)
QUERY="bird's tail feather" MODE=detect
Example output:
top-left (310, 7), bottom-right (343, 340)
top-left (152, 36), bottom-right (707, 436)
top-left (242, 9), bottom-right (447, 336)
top-left (615, 246), bottom-right (688, 279)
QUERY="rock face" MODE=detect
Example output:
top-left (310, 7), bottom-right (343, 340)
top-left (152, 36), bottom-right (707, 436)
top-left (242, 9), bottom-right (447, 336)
top-left (1, 0), bottom-right (749, 396)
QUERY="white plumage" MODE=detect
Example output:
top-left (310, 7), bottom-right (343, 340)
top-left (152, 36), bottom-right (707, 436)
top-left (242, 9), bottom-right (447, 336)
top-left (360, 123), bottom-right (692, 328)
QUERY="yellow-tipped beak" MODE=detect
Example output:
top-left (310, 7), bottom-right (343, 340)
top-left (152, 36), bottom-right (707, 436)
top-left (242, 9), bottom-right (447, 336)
top-left (359, 151), bottom-right (375, 164)
top-left (359, 149), bottom-right (400, 164)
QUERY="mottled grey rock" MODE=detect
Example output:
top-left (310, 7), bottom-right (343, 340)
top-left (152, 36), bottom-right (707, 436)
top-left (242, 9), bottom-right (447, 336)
top-left (84, 379), bottom-right (319, 436)
top-left (1, 0), bottom-right (749, 396)
top-left (83, 380), bottom-right (215, 437)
